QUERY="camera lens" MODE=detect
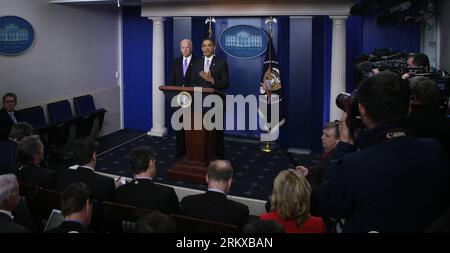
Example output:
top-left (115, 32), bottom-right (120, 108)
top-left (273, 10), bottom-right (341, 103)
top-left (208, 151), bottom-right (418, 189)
top-left (336, 93), bottom-right (351, 111)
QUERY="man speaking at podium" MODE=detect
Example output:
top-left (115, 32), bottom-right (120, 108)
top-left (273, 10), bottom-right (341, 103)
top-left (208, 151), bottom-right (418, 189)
top-left (192, 38), bottom-right (229, 158)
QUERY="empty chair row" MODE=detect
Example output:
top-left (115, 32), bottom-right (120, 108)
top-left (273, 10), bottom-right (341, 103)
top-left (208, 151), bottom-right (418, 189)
top-left (15, 95), bottom-right (106, 147)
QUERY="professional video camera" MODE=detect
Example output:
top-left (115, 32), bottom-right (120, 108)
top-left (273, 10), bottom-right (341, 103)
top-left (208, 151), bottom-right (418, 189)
top-left (335, 90), bottom-right (366, 140)
top-left (341, 49), bottom-right (450, 140)
top-left (353, 48), bottom-right (410, 84)
top-left (353, 48), bottom-right (450, 116)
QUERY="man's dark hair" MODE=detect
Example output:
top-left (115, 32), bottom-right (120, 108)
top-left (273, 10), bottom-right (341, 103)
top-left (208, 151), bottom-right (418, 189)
top-left (412, 53), bottom-right (430, 68)
top-left (409, 77), bottom-right (440, 107)
top-left (61, 182), bottom-right (93, 216)
top-left (358, 71), bottom-right (410, 124)
top-left (73, 138), bottom-right (97, 166)
top-left (243, 220), bottom-right (285, 233)
top-left (135, 211), bottom-right (176, 233)
top-left (202, 38), bottom-right (216, 46)
top-left (207, 160), bottom-right (233, 182)
top-left (2, 93), bottom-right (17, 103)
top-left (16, 135), bottom-right (42, 165)
top-left (9, 122), bottom-right (34, 141)
top-left (129, 146), bottom-right (156, 174)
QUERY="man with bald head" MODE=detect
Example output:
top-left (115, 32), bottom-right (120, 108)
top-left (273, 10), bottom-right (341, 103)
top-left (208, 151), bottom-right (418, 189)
top-left (180, 160), bottom-right (249, 228)
top-left (170, 39), bottom-right (197, 158)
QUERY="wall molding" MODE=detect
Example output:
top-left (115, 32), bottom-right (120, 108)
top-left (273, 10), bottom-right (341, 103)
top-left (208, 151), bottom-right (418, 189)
top-left (141, 1), bottom-right (351, 17)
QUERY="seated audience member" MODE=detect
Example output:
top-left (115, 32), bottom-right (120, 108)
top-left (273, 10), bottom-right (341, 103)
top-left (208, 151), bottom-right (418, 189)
top-left (115, 146), bottom-right (180, 214)
top-left (0, 93), bottom-right (20, 141)
top-left (46, 182), bottom-right (93, 233)
top-left (16, 135), bottom-right (56, 189)
top-left (305, 121), bottom-right (341, 186)
top-left (57, 138), bottom-right (116, 201)
top-left (404, 77), bottom-right (450, 158)
top-left (265, 122), bottom-right (340, 217)
top-left (305, 121), bottom-right (340, 216)
top-left (260, 169), bottom-right (326, 233)
top-left (0, 123), bottom-right (33, 175)
top-left (8, 122), bottom-right (33, 142)
top-left (243, 220), bottom-right (285, 233)
top-left (135, 211), bottom-right (176, 233)
top-left (181, 160), bottom-right (249, 228)
top-left (0, 174), bottom-right (29, 233)
top-left (320, 71), bottom-right (450, 233)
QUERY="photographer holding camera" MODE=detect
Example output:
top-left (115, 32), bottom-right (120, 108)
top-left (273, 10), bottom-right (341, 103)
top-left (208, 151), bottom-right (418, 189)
top-left (320, 71), bottom-right (450, 233)
top-left (405, 77), bottom-right (450, 159)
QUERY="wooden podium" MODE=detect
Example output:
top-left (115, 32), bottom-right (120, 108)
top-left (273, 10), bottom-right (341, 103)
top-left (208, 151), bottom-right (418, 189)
top-left (159, 85), bottom-right (225, 184)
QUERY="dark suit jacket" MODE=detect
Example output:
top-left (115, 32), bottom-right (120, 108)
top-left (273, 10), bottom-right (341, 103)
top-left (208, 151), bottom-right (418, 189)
top-left (191, 56), bottom-right (229, 90)
top-left (0, 108), bottom-right (19, 141)
top-left (115, 178), bottom-right (180, 214)
top-left (0, 212), bottom-right (29, 233)
top-left (46, 221), bottom-right (93, 233)
top-left (404, 105), bottom-right (450, 159)
top-left (320, 123), bottom-right (450, 233)
top-left (56, 166), bottom-right (115, 201)
top-left (180, 190), bottom-right (249, 228)
top-left (18, 164), bottom-right (57, 190)
top-left (170, 56), bottom-right (197, 86)
top-left (0, 140), bottom-right (17, 175)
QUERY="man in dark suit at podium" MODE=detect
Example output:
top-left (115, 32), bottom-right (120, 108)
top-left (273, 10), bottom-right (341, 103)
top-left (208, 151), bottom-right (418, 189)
top-left (170, 39), bottom-right (197, 158)
top-left (192, 38), bottom-right (229, 158)
top-left (0, 93), bottom-right (20, 141)
top-left (180, 160), bottom-right (249, 228)
top-left (115, 146), bottom-right (180, 214)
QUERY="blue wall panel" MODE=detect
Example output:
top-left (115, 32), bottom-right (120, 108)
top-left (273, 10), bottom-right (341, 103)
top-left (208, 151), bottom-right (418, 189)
top-left (122, 6), bottom-right (152, 131)
top-left (173, 18), bottom-right (192, 58)
top-left (122, 8), bottom-right (421, 151)
top-left (362, 14), bottom-right (421, 54)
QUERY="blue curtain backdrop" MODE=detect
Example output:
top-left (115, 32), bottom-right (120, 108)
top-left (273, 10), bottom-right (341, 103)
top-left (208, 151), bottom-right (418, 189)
top-left (122, 8), bottom-right (420, 152)
top-left (122, 6), bottom-right (152, 131)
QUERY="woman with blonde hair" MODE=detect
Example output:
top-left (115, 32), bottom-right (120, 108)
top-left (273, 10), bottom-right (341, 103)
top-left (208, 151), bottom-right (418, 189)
top-left (260, 169), bottom-right (326, 233)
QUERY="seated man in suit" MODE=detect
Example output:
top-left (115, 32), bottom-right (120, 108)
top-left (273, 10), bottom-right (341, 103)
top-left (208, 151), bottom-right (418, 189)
top-left (115, 146), bottom-right (180, 214)
top-left (0, 174), bottom-right (29, 233)
top-left (16, 135), bottom-right (56, 189)
top-left (180, 160), bottom-right (249, 228)
top-left (0, 93), bottom-right (20, 141)
top-left (57, 138), bottom-right (117, 201)
top-left (191, 39), bottom-right (229, 158)
top-left (46, 182), bottom-right (93, 233)
top-left (0, 122), bottom-right (33, 175)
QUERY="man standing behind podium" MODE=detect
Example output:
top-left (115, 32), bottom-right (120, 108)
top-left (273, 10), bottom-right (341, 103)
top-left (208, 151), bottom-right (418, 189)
top-left (170, 39), bottom-right (197, 158)
top-left (192, 38), bottom-right (229, 158)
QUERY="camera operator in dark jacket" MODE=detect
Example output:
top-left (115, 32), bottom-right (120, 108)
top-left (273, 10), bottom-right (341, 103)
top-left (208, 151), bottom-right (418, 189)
top-left (320, 71), bottom-right (450, 233)
top-left (404, 77), bottom-right (450, 159)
